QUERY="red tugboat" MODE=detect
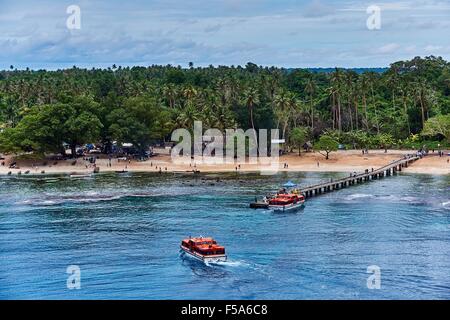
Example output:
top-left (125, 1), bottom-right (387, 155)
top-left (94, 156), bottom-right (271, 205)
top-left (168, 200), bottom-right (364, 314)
top-left (268, 193), bottom-right (305, 212)
top-left (180, 237), bottom-right (227, 263)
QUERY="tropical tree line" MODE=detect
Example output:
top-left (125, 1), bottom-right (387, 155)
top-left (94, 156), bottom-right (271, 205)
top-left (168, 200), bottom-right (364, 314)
top-left (0, 56), bottom-right (449, 157)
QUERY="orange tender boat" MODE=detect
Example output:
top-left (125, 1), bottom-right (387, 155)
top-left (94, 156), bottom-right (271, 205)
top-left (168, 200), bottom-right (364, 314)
top-left (180, 237), bottom-right (227, 263)
top-left (268, 193), bottom-right (305, 212)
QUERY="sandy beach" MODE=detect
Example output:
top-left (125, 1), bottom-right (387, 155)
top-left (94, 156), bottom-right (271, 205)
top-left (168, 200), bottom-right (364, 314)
top-left (1, 149), bottom-right (448, 176)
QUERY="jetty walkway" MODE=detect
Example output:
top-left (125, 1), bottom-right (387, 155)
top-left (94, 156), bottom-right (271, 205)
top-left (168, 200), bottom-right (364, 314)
top-left (301, 154), bottom-right (422, 199)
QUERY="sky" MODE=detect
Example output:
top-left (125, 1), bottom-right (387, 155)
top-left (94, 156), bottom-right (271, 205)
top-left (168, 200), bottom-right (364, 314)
top-left (0, 0), bottom-right (449, 69)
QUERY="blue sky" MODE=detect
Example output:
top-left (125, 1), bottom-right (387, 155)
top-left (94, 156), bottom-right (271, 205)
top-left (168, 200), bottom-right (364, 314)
top-left (0, 0), bottom-right (449, 69)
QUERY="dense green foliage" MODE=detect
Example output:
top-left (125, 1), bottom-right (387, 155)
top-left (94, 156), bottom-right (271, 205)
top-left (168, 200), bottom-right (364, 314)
top-left (422, 114), bottom-right (450, 143)
top-left (289, 127), bottom-right (309, 155)
top-left (314, 135), bottom-right (339, 159)
top-left (0, 56), bottom-right (449, 155)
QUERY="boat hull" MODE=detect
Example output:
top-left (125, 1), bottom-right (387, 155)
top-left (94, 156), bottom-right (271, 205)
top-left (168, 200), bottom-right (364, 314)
top-left (180, 246), bottom-right (227, 263)
top-left (250, 202), bottom-right (269, 209)
top-left (269, 201), bottom-right (305, 212)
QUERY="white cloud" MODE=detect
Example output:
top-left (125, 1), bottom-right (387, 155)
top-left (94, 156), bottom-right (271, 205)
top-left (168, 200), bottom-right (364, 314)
top-left (302, 0), bottom-right (336, 18)
top-left (0, 0), bottom-right (449, 69)
top-left (376, 43), bottom-right (401, 54)
top-left (424, 45), bottom-right (443, 52)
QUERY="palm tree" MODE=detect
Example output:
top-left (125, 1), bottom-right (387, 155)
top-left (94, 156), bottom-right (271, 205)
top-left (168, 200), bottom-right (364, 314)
top-left (413, 79), bottom-right (435, 130)
top-left (267, 70), bottom-right (281, 101)
top-left (182, 85), bottom-right (197, 108)
top-left (243, 87), bottom-right (260, 150)
top-left (274, 90), bottom-right (291, 112)
top-left (330, 68), bottom-right (342, 132)
top-left (291, 98), bottom-right (306, 128)
top-left (359, 74), bottom-right (370, 131)
top-left (215, 104), bottom-right (236, 131)
top-left (162, 84), bottom-right (177, 108)
top-left (399, 81), bottom-right (412, 136)
top-left (2, 95), bottom-right (18, 128)
top-left (200, 104), bottom-right (220, 129)
top-left (387, 66), bottom-right (399, 111)
top-left (367, 71), bottom-right (380, 134)
top-left (305, 77), bottom-right (317, 132)
top-left (176, 104), bottom-right (200, 129)
top-left (274, 90), bottom-right (297, 142)
top-left (344, 71), bottom-right (357, 131)
top-left (215, 78), bottom-right (230, 106)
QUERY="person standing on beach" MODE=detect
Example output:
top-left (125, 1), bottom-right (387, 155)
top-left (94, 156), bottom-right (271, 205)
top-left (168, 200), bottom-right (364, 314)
top-left (317, 161), bottom-right (320, 167)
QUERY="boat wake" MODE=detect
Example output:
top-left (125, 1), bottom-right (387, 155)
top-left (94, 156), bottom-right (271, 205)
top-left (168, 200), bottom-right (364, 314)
top-left (442, 201), bottom-right (450, 208)
top-left (16, 191), bottom-right (188, 206)
top-left (343, 193), bottom-right (374, 201)
top-left (342, 193), bottom-right (450, 211)
top-left (343, 193), bottom-right (425, 204)
top-left (207, 260), bottom-right (249, 268)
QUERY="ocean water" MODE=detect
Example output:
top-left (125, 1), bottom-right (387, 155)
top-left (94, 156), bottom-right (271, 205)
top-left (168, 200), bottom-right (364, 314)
top-left (0, 171), bottom-right (449, 299)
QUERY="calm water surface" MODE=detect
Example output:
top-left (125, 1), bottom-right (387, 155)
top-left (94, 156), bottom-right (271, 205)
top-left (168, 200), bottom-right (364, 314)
top-left (0, 171), bottom-right (449, 299)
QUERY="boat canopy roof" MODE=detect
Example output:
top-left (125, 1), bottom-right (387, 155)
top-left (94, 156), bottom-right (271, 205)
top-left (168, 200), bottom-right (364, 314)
top-left (183, 237), bottom-right (217, 245)
top-left (283, 181), bottom-right (297, 187)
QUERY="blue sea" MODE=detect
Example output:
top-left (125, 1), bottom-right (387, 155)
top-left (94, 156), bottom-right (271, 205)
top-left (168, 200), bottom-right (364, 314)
top-left (0, 172), bottom-right (449, 299)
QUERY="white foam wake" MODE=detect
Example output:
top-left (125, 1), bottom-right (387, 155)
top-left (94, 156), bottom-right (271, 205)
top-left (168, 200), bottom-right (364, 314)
top-left (208, 260), bottom-right (249, 267)
top-left (344, 193), bottom-right (373, 201)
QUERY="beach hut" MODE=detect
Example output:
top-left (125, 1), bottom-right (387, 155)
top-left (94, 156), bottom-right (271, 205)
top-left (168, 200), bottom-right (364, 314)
top-left (303, 141), bottom-right (313, 152)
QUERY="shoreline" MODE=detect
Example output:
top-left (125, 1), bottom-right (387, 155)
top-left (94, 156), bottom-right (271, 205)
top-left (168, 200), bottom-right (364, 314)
top-left (1, 150), bottom-right (449, 176)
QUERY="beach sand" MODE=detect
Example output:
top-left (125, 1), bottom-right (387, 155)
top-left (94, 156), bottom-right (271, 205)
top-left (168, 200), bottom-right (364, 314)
top-left (0, 150), bottom-right (449, 176)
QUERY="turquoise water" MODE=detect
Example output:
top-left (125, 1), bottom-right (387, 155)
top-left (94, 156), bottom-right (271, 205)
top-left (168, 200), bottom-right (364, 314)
top-left (0, 172), bottom-right (449, 299)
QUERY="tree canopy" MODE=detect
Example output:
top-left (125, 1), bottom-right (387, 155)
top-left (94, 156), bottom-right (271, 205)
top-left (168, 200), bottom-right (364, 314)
top-left (0, 56), bottom-right (449, 156)
top-left (290, 127), bottom-right (309, 155)
top-left (422, 114), bottom-right (450, 143)
top-left (314, 135), bottom-right (338, 159)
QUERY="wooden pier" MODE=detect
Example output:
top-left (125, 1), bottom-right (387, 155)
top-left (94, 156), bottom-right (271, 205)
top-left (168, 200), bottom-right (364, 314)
top-left (301, 155), bottom-right (421, 199)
